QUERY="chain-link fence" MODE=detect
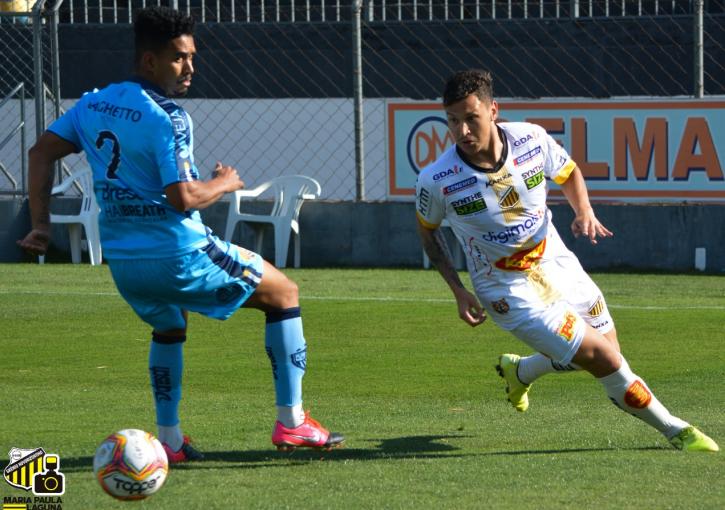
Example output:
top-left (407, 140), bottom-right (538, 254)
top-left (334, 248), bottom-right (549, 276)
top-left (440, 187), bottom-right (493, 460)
top-left (0, 0), bottom-right (63, 195)
top-left (1, 1), bottom-right (723, 200)
top-left (51, 0), bottom-right (725, 23)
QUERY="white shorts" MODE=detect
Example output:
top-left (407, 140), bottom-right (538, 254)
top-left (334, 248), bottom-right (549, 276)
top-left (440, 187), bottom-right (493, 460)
top-left (470, 228), bottom-right (614, 364)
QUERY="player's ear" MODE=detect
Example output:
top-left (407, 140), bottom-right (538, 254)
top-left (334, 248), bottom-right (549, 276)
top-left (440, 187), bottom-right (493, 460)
top-left (490, 100), bottom-right (499, 122)
top-left (140, 50), bottom-right (157, 75)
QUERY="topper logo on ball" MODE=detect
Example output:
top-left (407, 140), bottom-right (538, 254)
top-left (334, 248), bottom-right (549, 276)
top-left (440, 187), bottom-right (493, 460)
top-left (406, 116), bottom-right (454, 175)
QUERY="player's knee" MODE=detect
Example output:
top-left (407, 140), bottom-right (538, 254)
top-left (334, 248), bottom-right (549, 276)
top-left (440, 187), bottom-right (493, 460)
top-left (603, 327), bottom-right (620, 352)
top-left (574, 335), bottom-right (621, 377)
top-left (278, 278), bottom-right (299, 308)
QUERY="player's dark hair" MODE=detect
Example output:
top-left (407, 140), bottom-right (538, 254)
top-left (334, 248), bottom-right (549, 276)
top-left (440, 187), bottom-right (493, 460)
top-left (134, 7), bottom-right (195, 64)
top-left (442, 69), bottom-right (494, 106)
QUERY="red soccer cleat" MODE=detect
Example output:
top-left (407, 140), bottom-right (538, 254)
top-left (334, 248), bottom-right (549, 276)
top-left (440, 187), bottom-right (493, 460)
top-left (162, 435), bottom-right (204, 463)
top-left (272, 411), bottom-right (345, 451)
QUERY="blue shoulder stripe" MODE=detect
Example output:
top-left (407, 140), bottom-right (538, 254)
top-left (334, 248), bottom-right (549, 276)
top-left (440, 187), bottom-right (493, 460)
top-left (142, 86), bottom-right (195, 182)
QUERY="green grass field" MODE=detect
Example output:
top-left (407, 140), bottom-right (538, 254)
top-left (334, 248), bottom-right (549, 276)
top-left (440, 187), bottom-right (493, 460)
top-left (0, 265), bottom-right (723, 509)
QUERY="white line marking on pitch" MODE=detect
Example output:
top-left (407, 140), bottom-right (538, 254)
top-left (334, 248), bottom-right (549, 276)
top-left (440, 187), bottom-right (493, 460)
top-left (1, 289), bottom-right (723, 311)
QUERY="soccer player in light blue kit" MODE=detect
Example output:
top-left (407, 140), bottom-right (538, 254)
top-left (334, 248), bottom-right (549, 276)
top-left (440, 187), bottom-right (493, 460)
top-left (18, 6), bottom-right (344, 460)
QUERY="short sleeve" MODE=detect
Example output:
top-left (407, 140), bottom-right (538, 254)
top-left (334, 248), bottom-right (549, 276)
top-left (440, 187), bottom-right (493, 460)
top-left (47, 105), bottom-right (82, 151)
top-left (415, 171), bottom-right (445, 229)
top-left (542, 128), bottom-right (576, 185)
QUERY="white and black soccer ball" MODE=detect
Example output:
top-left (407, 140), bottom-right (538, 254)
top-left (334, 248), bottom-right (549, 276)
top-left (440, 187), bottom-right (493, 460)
top-left (93, 429), bottom-right (168, 500)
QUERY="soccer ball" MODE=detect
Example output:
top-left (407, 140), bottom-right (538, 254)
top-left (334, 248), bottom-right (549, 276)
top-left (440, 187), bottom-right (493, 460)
top-left (93, 429), bottom-right (168, 500)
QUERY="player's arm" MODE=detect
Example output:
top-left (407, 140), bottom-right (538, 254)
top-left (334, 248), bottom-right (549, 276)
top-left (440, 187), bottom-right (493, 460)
top-left (417, 221), bottom-right (486, 327)
top-left (17, 132), bottom-right (78, 255)
top-left (559, 165), bottom-right (613, 245)
top-left (165, 162), bottom-right (244, 212)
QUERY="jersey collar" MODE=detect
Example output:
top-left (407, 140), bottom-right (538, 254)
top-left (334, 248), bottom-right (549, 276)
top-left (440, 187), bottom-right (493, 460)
top-left (455, 125), bottom-right (508, 174)
top-left (128, 76), bottom-right (167, 97)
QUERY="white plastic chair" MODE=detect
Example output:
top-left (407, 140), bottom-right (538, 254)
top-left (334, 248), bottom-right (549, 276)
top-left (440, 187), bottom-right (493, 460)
top-left (39, 168), bottom-right (102, 265)
top-left (224, 175), bottom-right (321, 268)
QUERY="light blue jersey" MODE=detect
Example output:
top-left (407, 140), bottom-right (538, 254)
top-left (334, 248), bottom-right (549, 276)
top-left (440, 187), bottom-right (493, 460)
top-left (49, 77), bottom-right (209, 259)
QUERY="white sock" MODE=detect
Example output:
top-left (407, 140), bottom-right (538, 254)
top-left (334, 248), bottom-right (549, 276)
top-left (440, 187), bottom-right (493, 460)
top-left (277, 404), bottom-right (305, 428)
top-left (518, 353), bottom-right (581, 385)
top-left (157, 425), bottom-right (183, 451)
top-left (598, 356), bottom-right (688, 439)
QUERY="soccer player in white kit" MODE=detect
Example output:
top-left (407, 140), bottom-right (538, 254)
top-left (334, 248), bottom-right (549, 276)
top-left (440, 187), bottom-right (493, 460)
top-left (415, 69), bottom-right (718, 452)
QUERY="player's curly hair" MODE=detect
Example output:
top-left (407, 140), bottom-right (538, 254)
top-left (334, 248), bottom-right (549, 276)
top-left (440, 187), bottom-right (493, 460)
top-left (442, 69), bottom-right (494, 106)
top-left (134, 6), bottom-right (195, 63)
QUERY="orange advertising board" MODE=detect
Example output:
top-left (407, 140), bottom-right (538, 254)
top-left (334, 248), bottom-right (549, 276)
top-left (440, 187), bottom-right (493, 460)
top-left (387, 99), bottom-right (725, 202)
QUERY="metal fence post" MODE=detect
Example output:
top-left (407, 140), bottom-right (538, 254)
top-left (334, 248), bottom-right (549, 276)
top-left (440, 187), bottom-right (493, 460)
top-left (32, 1), bottom-right (45, 140)
top-left (570, 0), bottom-right (579, 18)
top-left (352, 0), bottom-right (365, 201)
top-left (20, 83), bottom-right (26, 194)
top-left (694, 0), bottom-right (704, 98)
top-left (49, 0), bottom-right (63, 182)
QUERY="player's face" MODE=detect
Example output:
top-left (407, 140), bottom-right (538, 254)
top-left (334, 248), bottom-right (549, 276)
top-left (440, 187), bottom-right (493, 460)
top-left (148, 35), bottom-right (196, 97)
top-left (445, 94), bottom-right (499, 163)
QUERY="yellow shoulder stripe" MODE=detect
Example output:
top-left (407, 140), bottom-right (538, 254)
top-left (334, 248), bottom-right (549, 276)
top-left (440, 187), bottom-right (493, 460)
top-left (416, 211), bottom-right (441, 230)
top-left (552, 160), bottom-right (576, 185)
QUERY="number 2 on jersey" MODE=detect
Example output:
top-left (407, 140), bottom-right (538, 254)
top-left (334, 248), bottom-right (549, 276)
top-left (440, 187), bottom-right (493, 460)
top-left (95, 130), bottom-right (121, 179)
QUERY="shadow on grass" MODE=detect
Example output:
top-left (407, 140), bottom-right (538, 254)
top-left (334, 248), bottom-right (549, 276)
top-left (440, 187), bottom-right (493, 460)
top-left (59, 436), bottom-right (666, 472)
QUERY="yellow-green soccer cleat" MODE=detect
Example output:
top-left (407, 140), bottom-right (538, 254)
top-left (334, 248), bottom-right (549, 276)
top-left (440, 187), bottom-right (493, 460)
top-left (495, 354), bottom-right (531, 412)
top-left (669, 426), bottom-right (720, 452)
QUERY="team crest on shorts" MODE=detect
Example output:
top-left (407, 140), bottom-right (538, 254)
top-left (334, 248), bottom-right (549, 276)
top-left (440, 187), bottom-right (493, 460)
top-left (491, 298), bottom-right (510, 314)
top-left (588, 296), bottom-right (605, 317)
top-left (236, 246), bottom-right (256, 262)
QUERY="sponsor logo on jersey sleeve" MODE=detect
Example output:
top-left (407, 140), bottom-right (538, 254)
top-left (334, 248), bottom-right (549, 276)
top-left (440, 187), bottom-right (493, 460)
top-left (171, 114), bottom-right (187, 135)
top-left (417, 186), bottom-right (431, 216)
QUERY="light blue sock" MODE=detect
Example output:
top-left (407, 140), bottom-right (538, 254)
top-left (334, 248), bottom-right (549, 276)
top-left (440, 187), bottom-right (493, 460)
top-left (149, 335), bottom-right (184, 427)
top-left (265, 307), bottom-right (306, 407)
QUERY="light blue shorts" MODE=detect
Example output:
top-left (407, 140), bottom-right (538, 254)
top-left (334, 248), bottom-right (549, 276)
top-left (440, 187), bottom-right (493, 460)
top-left (108, 236), bottom-right (264, 332)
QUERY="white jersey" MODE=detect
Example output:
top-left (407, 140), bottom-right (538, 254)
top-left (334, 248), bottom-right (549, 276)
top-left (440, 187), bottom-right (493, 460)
top-left (416, 122), bottom-right (583, 330)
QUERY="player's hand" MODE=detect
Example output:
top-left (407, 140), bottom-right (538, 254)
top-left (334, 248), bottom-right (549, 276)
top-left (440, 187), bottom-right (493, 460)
top-left (571, 208), bottom-right (613, 245)
top-left (454, 287), bottom-right (487, 327)
top-left (213, 161), bottom-right (244, 192)
top-left (17, 228), bottom-right (51, 256)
